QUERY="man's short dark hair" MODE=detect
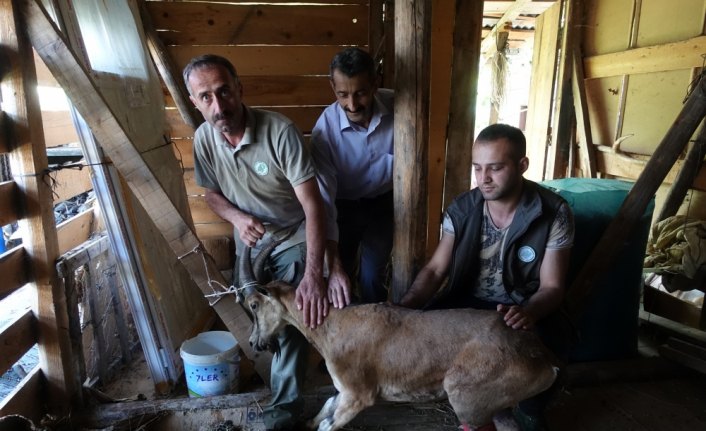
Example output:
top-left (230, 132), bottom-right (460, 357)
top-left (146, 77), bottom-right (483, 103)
top-left (329, 47), bottom-right (376, 82)
top-left (475, 123), bottom-right (527, 161)
top-left (183, 54), bottom-right (239, 95)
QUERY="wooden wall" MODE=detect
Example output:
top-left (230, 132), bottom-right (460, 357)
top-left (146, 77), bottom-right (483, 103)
top-left (580, 0), bottom-right (706, 216)
top-left (145, 0), bottom-right (370, 240)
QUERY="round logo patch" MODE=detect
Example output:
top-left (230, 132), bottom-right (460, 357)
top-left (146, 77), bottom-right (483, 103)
top-left (254, 161), bottom-right (269, 176)
top-left (517, 246), bottom-right (536, 263)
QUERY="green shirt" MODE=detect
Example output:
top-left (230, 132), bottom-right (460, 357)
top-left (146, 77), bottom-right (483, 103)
top-left (193, 106), bottom-right (315, 255)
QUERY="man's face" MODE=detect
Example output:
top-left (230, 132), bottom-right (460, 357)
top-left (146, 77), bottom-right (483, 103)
top-left (330, 69), bottom-right (377, 127)
top-left (188, 64), bottom-right (244, 135)
top-left (472, 138), bottom-right (528, 201)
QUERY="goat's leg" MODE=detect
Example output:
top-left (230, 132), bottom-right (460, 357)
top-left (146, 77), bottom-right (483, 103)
top-left (307, 394), bottom-right (339, 429)
top-left (492, 408), bottom-right (520, 431)
top-left (316, 391), bottom-right (374, 431)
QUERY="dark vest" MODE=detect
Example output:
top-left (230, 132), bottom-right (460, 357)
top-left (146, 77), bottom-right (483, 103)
top-left (432, 180), bottom-right (566, 309)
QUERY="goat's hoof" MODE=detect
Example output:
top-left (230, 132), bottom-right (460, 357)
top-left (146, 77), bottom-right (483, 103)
top-left (317, 417), bottom-right (335, 431)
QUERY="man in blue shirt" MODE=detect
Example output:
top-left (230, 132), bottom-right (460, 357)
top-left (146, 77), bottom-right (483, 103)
top-left (311, 47), bottom-right (395, 304)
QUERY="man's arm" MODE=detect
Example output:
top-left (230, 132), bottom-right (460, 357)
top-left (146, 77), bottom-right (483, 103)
top-left (499, 246), bottom-right (571, 329)
top-left (204, 189), bottom-right (265, 246)
top-left (293, 178), bottom-right (329, 329)
top-left (397, 233), bottom-right (455, 309)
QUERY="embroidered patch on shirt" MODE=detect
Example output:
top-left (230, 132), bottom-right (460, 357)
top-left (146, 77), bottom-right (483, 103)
top-left (517, 246), bottom-right (536, 263)
top-left (254, 161), bottom-right (269, 176)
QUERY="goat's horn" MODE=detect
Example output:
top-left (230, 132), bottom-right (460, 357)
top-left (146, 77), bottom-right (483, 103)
top-left (238, 246), bottom-right (258, 295)
top-left (252, 225), bottom-right (298, 281)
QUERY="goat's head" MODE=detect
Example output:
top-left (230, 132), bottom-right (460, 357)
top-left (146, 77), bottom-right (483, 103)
top-left (238, 240), bottom-right (290, 355)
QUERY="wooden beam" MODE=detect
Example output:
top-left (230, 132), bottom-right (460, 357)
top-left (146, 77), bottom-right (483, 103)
top-left (1, 0), bottom-right (77, 412)
top-left (426, 0), bottom-right (455, 255)
top-left (656, 123), bottom-right (706, 221)
top-left (545, 0), bottom-right (576, 180)
top-left (584, 36), bottom-right (706, 80)
top-left (0, 110), bottom-right (7, 153)
top-left (443, 0), bottom-right (483, 207)
top-left (21, 0), bottom-right (272, 383)
top-left (139, 0), bottom-right (202, 132)
top-left (567, 74), bottom-right (706, 319)
top-left (596, 150), bottom-right (706, 193)
top-left (0, 366), bottom-right (42, 421)
top-left (571, 44), bottom-right (597, 178)
top-left (0, 245), bottom-right (30, 300)
top-left (480, 0), bottom-right (531, 59)
top-left (0, 310), bottom-right (37, 380)
top-left (0, 179), bottom-right (20, 225)
top-left (392, 0), bottom-right (431, 301)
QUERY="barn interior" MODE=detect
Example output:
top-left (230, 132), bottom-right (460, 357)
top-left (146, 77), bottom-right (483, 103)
top-left (2, 0), bottom-right (706, 430)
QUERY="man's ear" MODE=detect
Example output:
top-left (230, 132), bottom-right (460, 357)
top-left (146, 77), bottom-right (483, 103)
top-left (519, 156), bottom-right (529, 174)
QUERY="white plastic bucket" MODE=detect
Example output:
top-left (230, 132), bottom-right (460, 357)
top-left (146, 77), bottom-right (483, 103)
top-left (180, 331), bottom-right (240, 397)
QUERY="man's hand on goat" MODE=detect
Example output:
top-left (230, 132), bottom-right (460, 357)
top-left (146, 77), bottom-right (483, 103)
top-left (326, 264), bottom-right (351, 309)
top-left (497, 304), bottom-right (535, 330)
top-left (296, 272), bottom-right (329, 329)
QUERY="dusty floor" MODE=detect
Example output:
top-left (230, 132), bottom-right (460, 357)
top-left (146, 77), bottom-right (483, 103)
top-left (96, 321), bottom-right (706, 431)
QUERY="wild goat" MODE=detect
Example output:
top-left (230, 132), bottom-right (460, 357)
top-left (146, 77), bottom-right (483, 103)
top-left (237, 243), bottom-right (559, 431)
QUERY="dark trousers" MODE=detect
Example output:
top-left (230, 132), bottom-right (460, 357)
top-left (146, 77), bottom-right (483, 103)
top-left (336, 191), bottom-right (394, 303)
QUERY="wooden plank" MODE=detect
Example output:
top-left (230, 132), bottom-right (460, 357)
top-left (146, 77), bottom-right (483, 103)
top-left (146, 2), bottom-right (368, 46)
top-left (571, 41), bottom-right (597, 177)
top-left (0, 180), bottom-right (20, 226)
top-left (545, 0), bottom-right (576, 180)
top-left (0, 245), bottom-right (30, 300)
top-left (34, 48), bottom-right (56, 87)
top-left (49, 166), bottom-right (93, 204)
top-left (584, 36), bottom-right (706, 80)
top-left (443, 0), bottom-right (483, 209)
top-left (2, 0), bottom-right (76, 411)
top-left (567, 75), bottom-right (706, 319)
top-left (484, 0), bottom-right (557, 15)
top-left (22, 0), bottom-right (272, 383)
top-left (194, 222), bottom-right (234, 239)
top-left (56, 208), bottom-right (94, 256)
top-left (656, 123), bottom-right (706, 221)
top-left (480, 0), bottom-right (531, 59)
top-left (0, 110), bottom-right (7, 153)
top-left (164, 76), bottom-right (332, 109)
top-left (169, 45), bottom-right (343, 77)
top-left (426, 0), bottom-right (454, 256)
top-left (188, 195), bottom-right (223, 224)
top-left (0, 310), bottom-right (37, 378)
top-left (166, 105), bottom-right (325, 141)
top-left (183, 168), bottom-right (200, 196)
top-left (56, 233), bottom-right (111, 277)
top-left (85, 264), bottom-right (108, 384)
top-left (524, 2), bottom-right (560, 180)
top-left (201, 235), bottom-right (234, 271)
top-left (139, 1), bottom-right (202, 132)
top-left (41, 110), bottom-right (79, 148)
top-left (596, 150), bottom-right (706, 192)
top-left (392, 0), bottom-right (431, 301)
top-left (0, 365), bottom-right (42, 421)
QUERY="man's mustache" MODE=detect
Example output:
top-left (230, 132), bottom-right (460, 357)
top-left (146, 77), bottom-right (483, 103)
top-left (213, 111), bottom-right (233, 121)
top-left (344, 107), bottom-right (365, 114)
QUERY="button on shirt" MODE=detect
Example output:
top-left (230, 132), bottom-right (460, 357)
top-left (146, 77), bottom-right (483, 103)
top-left (311, 89), bottom-right (394, 241)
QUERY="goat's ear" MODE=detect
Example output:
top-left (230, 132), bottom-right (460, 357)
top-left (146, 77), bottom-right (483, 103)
top-left (255, 286), bottom-right (270, 297)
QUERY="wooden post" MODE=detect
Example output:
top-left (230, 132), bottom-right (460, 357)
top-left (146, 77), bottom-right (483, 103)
top-left (442, 0), bottom-right (483, 208)
top-left (567, 73), bottom-right (706, 319)
top-left (0, 0), bottom-right (78, 412)
top-left (571, 42), bottom-right (597, 178)
top-left (656, 122), bottom-right (706, 222)
top-left (138, 1), bottom-right (202, 131)
top-left (20, 0), bottom-right (272, 383)
top-left (391, 0), bottom-right (431, 301)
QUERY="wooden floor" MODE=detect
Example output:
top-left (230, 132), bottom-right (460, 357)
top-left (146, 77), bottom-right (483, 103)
top-left (90, 321), bottom-right (706, 431)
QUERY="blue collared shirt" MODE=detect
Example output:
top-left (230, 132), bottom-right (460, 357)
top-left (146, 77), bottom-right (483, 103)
top-left (311, 89), bottom-right (394, 241)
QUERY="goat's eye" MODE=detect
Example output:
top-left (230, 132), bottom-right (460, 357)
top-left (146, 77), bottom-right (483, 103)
top-left (250, 302), bottom-right (258, 311)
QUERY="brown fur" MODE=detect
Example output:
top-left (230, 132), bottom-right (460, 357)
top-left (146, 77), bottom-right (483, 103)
top-left (246, 282), bottom-right (558, 431)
